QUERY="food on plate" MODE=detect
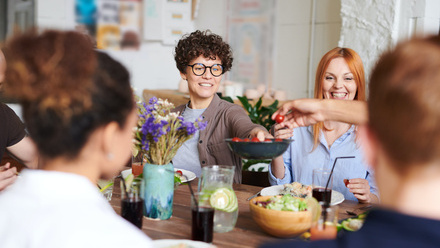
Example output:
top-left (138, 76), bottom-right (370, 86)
top-left (255, 194), bottom-right (308, 212)
top-left (232, 137), bottom-right (241, 142)
top-left (281, 182), bottom-right (312, 198)
top-left (174, 170), bottom-right (184, 184)
top-left (341, 213), bottom-right (367, 231)
top-left (275, 114), bottom-right (285, 124)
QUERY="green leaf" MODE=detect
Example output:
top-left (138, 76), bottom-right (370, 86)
top-left (242, 159), bottom-right (271, 171)
top-left (237, 96), bottom-right (253, 114)
top-left (221, 96), bottom-right (234, 103)
top-left (268, 99), bottom-right (279, 109)
top-left (255, 96), bottom-right (263, 110)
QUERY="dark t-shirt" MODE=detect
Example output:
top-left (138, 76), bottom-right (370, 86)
top-left (259, 208), bottom-right (440, 248)
top-left (0, 103), bottom-right (26, 161)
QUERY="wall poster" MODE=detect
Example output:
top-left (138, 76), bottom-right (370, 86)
top-left (226, 0), bottom-right (276, 88)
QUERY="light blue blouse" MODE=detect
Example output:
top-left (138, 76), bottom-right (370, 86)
top-left (268, 126), bottom-right (378, 202)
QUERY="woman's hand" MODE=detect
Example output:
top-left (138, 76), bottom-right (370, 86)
top-left (249, 128), bottom-right (273, 141)
top-left (0, 163), bottom-right (17, 191)
top-left (345, 178), bottom-right (378, 203)
top-left (273, 123), bottom-right (293, 139)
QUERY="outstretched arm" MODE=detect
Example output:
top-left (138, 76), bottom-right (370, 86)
top-left (272, 99), bottom-right (368, 128)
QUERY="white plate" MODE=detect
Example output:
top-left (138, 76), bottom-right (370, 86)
top-left (174, 168), bottom-right (196, 183)
top-left (152, 239), bottom-right (216, 248)
top-left (121, 168), bottom-right (196, 183)
top-left (260, 185), bottom-right (345, 205)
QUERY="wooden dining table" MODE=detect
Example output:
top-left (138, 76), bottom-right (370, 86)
top-left (109, 177), bottom-right (370, 248)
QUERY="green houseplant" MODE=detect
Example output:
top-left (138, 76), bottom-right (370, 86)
top-left (222, 95), bottom-right (279, 186)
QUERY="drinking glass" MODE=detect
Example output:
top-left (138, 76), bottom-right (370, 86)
top-left (310, 202), bottom-right (339, 241)
top-left (191, 192), bottom-right (214, 243)
top-left (312, 168), bottom-right (333, 204)
top-left (198, 165), bottom-right (238, 233)
top-left (131, 153), bottom-right (144, 177)
top-left (121, 179), bottom-right (144, 229)
top-left (97, 178), bottom-right (115, 201)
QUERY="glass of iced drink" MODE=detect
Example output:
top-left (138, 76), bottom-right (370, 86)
top-left (310, 202), bottom-right (339, 241)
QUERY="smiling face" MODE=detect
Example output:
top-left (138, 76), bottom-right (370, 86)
top-left (322, 57), bottom-right (357, 100)
top-left (181, 55), bottom-right (222, 108)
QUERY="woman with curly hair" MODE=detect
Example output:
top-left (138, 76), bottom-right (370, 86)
top-left (172, 30), bottom-right (271, 183)
top-left (0, 30), bottom-right (152, 247)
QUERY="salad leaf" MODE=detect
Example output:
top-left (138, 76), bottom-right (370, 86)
top-left (257, 194), bottom-right (308, 212)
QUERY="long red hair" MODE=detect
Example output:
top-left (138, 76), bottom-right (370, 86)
top-left (312, 47), bottom-right (366, 149)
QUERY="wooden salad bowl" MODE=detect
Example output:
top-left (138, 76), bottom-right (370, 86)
top-left (249, 195), bottom-right (319, 238)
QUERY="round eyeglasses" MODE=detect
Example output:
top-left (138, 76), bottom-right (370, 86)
top-left (187, 63), bottom-right (224, 77)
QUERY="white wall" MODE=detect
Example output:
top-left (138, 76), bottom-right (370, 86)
top-left (36, 0), bottom-right (185, 97)
top-left (339, 0), bottom-right (440, 82)
top-left (35, 0), bottom-right (341, 100)
top-left (273, 0), bottom-right (341, 99)
top-left (34, 0), bottom-right (440, 101)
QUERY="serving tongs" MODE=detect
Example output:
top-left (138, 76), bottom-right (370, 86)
top-left (246, 191), bottom-right (261, 201)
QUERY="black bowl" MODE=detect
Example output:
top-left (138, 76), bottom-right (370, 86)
top-left (225, 138), bottom-right (294, 159)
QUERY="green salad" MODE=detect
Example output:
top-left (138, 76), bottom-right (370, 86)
top-left (256, 194), bottom-right (308, 212)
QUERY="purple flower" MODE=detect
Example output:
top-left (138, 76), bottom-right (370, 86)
top-left (149, 97), bottom-right (158, 104)
top-left (134, 97), bottom-right (209, 165)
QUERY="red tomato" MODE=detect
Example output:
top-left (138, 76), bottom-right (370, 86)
top-left (275, 138), bottom-right (283, 142)
top-left (232, 137), bottom-right (241, 142)
top-left (264, 138), bottom-right (272, 142)
top-left (275, 114), bottom-right (285, 124)
top-left (243, 138), bottom-right (250, 142)
top-left (251, 137), bottom-right (260, 142)
top-left (175, 170), bottom-right (183, 176)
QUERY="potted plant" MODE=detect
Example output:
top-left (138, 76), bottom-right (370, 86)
top-left (222, 95), bottom-right (279, 187)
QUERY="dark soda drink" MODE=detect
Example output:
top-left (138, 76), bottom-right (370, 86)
top-left (122, 198), bottom-right (144, 229)
top-left (191, 207), bottom-right (214, 243)
top-left (312, 187), bottom-right (332, 203)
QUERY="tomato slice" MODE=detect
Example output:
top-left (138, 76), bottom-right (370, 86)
top-left (232, 137), bottom-right (241, 142)
top-left (175, 170), bottom-right (183, 176)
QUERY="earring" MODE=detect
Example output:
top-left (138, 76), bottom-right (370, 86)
top-left (106, 153), bottom-right (114, 160)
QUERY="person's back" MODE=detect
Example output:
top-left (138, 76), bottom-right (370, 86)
top-left (261, 36), bottom-right (440, 248)
top-left (0, 170), bottom-right (150, 248)
top-left (0, 30), bottom-right (152, 248)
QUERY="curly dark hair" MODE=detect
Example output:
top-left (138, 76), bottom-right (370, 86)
top-left (174, 30), bottom-right (233, 74)
top-left (3, 30), bottom-right (134, 159)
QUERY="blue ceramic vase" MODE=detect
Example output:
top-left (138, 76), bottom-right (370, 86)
top-left (143, 162), bottom-right (174, 220)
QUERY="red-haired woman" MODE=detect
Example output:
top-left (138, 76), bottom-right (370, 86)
top-left (270, 48), bottom-right (379, 204)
